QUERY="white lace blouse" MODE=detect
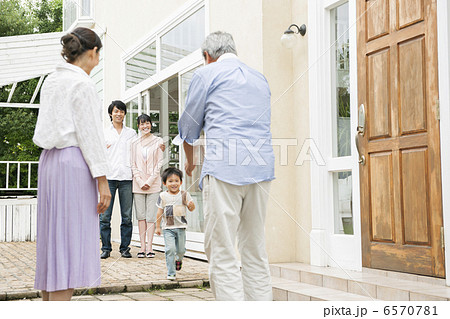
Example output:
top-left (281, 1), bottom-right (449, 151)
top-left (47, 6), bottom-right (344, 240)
top-left (33, 63), bottom-right (109, 178)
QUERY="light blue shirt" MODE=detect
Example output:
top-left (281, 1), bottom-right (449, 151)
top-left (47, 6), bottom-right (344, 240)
top-left (177, 54), bottom-right (275, 189)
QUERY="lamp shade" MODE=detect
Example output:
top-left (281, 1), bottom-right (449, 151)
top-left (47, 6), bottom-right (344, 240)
top-left (281, 32), bottom-right (297, 49)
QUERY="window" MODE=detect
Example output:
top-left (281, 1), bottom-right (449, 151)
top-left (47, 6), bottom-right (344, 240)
top-left (63, 0), bottom-right (77, 30)
top-left (331, 2), bottom-right (353, 235)
top-left (332, 2), bottom-right (351, 158)
top-left (161, 7), bottom-right (205, 69)
top-left (63, 0), bottom-right (94, 31)
top-left (124, 6), bottom-right (205, 90)
top-left (333, 171), bottom-right (353, 234)
top-left (126, 98), bottom-right (139, 131)
top-left (81, 0), bottom-right (91, 16)
top-left (125, 42), bottom-right (157, 89)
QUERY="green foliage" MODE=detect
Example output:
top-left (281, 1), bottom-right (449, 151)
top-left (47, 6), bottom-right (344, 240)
top-left (0, 0), bottom-right (63, 195)
top-left (0, 0), bottom-right (34, 36)
top-left (30, 0), bottom-right (63, 33)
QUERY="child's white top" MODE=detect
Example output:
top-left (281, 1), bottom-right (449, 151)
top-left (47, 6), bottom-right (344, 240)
top-left (156, 191), bottom-right (193, 230)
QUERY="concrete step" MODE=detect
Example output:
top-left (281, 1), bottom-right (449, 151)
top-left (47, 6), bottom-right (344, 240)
top-left (272, 276), bottom-right (381, 301)
top-left (270, 263), bottom-right (450, 301)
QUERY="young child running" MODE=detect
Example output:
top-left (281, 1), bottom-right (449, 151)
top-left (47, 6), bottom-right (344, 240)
top-left (156, 167), bottom-right (195, 280)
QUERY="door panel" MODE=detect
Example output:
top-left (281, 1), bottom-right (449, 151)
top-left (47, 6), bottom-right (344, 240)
top-left (400, 148), bottom-right (430, 245)
top-left (366, 0), bottom-right (390, 41)
top-left (398, 37), bottom-right (426, 134)
top-left (369, 152), bottom-right (395, 242)
top-left (367, 49), bottom-right (391, 139)
top-left (398, 0), bottom-right (424, 29)
top-left (357, 0), bottom-right (445, 277)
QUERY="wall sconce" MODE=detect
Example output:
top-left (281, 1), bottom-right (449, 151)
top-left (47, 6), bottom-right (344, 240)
top-left (281, 24), bottom-right (307, 48)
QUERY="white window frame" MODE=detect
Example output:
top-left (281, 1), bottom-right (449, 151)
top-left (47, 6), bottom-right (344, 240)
top-left (121, 0), bottom-right (206, 98)
top-left (308, 0), bottom-right (362, 271)
top-left (63, 0), bottom-right (95, 31)
top-left (437, 0), bottom-right (450, 286)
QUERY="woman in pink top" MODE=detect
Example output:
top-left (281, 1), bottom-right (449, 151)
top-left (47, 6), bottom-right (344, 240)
top-left (131, 114), bottom-right (164, 258)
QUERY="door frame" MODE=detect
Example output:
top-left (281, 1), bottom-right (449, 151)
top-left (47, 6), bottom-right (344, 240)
top-left (308, 0), bottom-right (362, 271)
top-left (437, 0), bottom-right (450, 285)
top-left (309, 0), bottom-right (450, 279)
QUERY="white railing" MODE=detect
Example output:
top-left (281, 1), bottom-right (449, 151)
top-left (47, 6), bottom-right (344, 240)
top-left (0, 197), bottom-right (37, 242)
top-left (0, 161), bottom-right (39, 191)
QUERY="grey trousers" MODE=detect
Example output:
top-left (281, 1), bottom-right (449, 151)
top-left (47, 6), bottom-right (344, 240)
top-left (203, 175), bottom-right (273, 301)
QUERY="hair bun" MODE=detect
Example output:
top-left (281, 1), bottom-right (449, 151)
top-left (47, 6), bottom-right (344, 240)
top-left (61, 33), bottom-right (83, 63)
top-left (60, 27), bottom-right (103, 63)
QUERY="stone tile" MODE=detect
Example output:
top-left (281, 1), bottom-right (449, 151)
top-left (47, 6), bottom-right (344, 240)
top-left (168, 295), bottom-right (203, 301)
top-left (376, 286), bottom-right (409, 301)
top-left (310, 296), bottom-right (326, 301)
top-left (321, 293), bottom-right (376, 301)
top-left (272, 287), bottom-right (288, 301)
top-left (178, 280), bottom-right (203, 288)
top-left (72, 295), bottom-right (100, 301)
top-left (153, 291), bottom-right (185, 297)
top-left (300, 271), bottom-right (323, 286)
top-left (281, 268), bottom-right (300, 281)
top-left (96, 294), bottom-right (134, 301)
top-left (128, 294), bottom-right (167, 301)
top-left (287, 291), bottom-right (310, 301)
top-left (386, 271), bottom-right (418, 282)
top-left (97, 285), bottom-right (125, 294)
top-left (187, 291), bottom-right (214, 299)
top-left (269, 265), bottom-right (281, 277)
top-left (410, 292), bottom-right (447, 301)
top-left (174, 288), bottom-right (203, 293)
top-left (347, 280), bottom-right (377, 299)
top-left (362, 267), bottom-right (388, 277)
top-left (125, 283), bottom-right (153, 292)
top-left (415, 287), bottom-right (450, 299)
top-left (416, 275), bottom-right (447, 286)
top-left (323, 275), bottom-right (348, 292)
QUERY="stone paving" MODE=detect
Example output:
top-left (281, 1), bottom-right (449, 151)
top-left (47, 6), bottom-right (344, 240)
top-left (0, 241), bottom-right (210, 301)
top-left (12, 288), bottom-right (215, 301)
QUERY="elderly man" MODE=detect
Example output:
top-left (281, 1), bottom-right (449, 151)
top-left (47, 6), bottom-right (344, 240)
top-left (177, 31), bottom-right (275, 301)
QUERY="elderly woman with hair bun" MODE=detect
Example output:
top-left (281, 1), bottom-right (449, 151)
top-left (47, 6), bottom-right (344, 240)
top-left (33, 27), bottom-right (111, 301)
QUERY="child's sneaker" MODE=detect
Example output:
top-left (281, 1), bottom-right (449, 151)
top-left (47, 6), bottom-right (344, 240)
top-left (176, 261), bottom-right (182, 271)
top-left (167, 275), bottom-right (176, 281)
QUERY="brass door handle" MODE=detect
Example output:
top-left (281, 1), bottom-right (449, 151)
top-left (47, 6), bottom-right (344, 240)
top-left (355, 134), bottom-right (365, 165)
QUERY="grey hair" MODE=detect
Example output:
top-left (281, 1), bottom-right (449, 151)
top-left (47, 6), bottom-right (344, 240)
top-left (201, 31), bottom-right (237, 60)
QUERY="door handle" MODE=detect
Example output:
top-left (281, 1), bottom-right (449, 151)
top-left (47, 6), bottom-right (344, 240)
top-left (356, 104), bottom-right (366, 165)
top-left (355, 134), bottom-right (365, 165)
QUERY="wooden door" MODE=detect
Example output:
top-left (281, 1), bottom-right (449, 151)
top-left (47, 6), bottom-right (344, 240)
top-left (357, 0), bottom-right (445, 277)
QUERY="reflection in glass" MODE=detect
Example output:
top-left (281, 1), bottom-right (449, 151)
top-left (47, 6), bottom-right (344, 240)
top-left (63, 0), bottom-right (77, 30)
top-left (126, 42), bottom-right (157, 89)
top-left (81, 0), bottom-right (90, 16)
top-left (333, 171), bottom-right (353, 234)
top-left (332, 3), bottom-right (351, 157)
top-left (126, 99), bottom-right (139, 131)
top-left (161, 7), bottom-right (205, 69)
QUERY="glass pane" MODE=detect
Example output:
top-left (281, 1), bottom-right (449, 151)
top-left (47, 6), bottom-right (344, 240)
top-left (126, 42), bottom-right (157, 89)
top-left (141, 94), bottom-right (149, 114)
top-left (161, 7), bottom-right (205, 69)
top-left (63, 0), bottom-right (77, 30)
top-left (81, 0), bottom-right (91, 16)
top-left (332, 2), bottom-right (351, 157)
top-left (126, 98), bottom-right (139, 132)
top-left (333, 171), bottom-right (353, 234)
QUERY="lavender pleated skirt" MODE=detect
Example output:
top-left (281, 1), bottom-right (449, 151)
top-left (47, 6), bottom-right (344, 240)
top-left (34, 147), bottom-right (101, 292)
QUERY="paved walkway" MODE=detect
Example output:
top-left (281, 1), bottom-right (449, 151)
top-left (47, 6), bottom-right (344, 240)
top-left (12, 288), bottom-right (215, 301)
top-left (0, 241), bottom-right (210, 301)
